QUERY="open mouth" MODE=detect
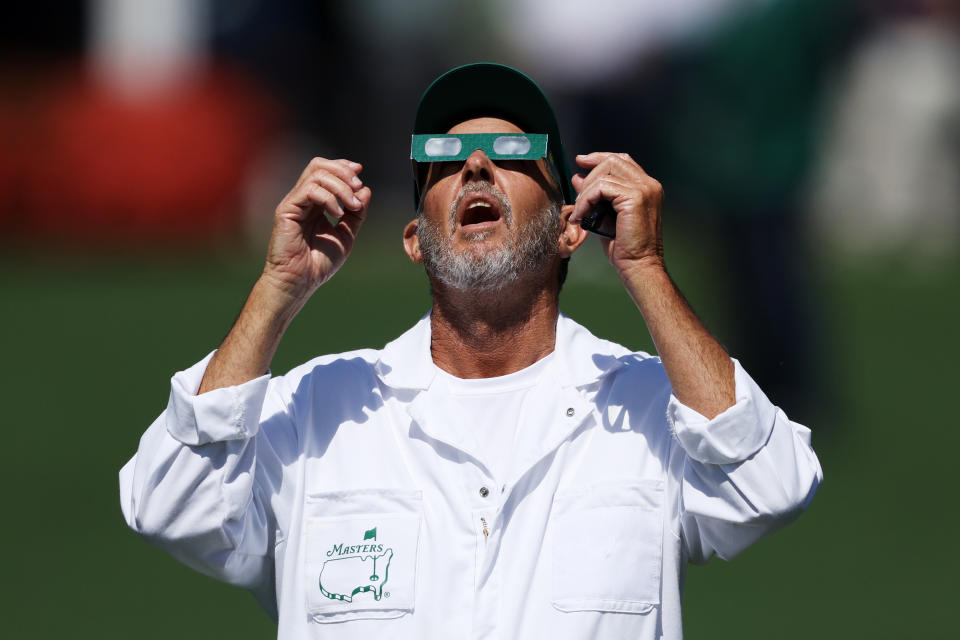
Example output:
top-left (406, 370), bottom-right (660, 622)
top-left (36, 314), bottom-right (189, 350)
top-left (457, 194), bottom-right (503, 230)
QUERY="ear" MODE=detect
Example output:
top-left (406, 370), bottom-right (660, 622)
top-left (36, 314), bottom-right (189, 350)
top-left (557, 204), bottom-right (589, 258)
top-left (403, 218), bottom-right (422, 263)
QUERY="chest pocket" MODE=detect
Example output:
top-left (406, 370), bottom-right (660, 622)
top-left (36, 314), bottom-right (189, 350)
top-left (303, 489), bottom-right (422, 624)
top-left (551, 480), bottom-right (664, 614)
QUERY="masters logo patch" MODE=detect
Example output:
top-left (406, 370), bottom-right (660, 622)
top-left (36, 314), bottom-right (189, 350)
top-left (319, 525), bottom-right (393, 602)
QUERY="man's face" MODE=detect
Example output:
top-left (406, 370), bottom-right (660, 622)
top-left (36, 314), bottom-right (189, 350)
top-left (415, 117), bottom-right (562, 291)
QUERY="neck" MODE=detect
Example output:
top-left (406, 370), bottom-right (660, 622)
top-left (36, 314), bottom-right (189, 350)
top-left (429, 277), bottom-right (559, 379)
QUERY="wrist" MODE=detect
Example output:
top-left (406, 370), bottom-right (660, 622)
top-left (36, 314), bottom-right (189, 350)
top-left (616, 255), bottom-right (668, 286)
top-left (251, 273), bottom-right (310, 328)
top-left (617, 257), bottom-right (674, 309)
top-left (259, 266), bottom-right (314, 306)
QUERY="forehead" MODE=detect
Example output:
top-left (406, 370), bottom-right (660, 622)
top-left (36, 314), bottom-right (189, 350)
top-left (445, 117), bottom-right (524, 135)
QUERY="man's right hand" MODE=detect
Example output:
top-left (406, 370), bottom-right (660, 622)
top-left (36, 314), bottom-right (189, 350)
top-left (197, 158), bottom-right (371, 394)
top-left (262, 157), bottom-right (372, 302)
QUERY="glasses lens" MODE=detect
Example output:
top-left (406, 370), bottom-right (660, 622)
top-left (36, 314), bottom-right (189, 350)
top-left (493, 136), bottom-right (532, 156)
top-left (424, 137), bottom-right (462, 158)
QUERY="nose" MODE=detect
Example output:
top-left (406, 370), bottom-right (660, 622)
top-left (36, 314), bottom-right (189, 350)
top-left (461, 149), bottom-right (495, 185)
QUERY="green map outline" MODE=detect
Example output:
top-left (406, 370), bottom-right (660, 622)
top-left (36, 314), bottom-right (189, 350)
top-left (319, 548), bottom-right (393, 603)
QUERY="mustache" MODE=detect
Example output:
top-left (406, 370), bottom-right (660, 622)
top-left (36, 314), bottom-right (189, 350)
top-left (448, 182), bottom-right (512, 227)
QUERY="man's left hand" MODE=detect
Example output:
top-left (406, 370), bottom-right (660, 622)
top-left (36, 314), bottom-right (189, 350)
top-left (569, 152), bottom-right (665, 279)
top-left (571, 152), bottom-right (735, 417)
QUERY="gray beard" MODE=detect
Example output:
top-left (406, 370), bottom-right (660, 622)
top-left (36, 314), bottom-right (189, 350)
top-left (417, 182), bottom-right (561, 292)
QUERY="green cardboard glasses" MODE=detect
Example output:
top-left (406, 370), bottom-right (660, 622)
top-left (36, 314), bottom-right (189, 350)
top-left (410, 133), bottom-right (556, 205)
top-left (411, 133), bottom-right (549, 162)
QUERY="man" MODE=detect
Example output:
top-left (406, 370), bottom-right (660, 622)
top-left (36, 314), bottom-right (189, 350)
top-left (120, 63), bottom-right (821, 639)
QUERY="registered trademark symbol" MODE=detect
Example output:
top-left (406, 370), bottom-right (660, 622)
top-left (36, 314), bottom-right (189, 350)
top-left (384, 592), bottom-right (391, 598)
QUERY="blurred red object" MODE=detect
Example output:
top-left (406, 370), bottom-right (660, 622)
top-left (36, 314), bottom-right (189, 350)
top-left (12, 63), bottom-right (275, 244)
top-left (0, 100), bottom-right (19, 229)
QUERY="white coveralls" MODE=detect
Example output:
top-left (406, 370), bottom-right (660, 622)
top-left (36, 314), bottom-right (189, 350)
top-left (119, 314), bottom-right (822, 639)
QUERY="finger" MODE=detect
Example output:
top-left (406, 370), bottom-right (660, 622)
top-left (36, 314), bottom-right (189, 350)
top-left (303, 185), bottom-right (345, 220)
top-left (354, 184), bottom-right (373, 212)
top-left (341, 185), bottom-right (372, 227)
top-left (569, 179), bottom-right (607, 225)
top-left (335, 185), bottom-right (372, 232)
top-left (569, 178), bottom-right (634, 226)
top-left (341, 159), bottom-right (363, 175)
top-left (288, 173), bottom-right (360, 220)
top-left (571, 173), bottom-right (586, 193)
top-left (576, 152), bottom-right (645, 179)
top-left (296, 157), bottom-right (365, 191)
top-left (313, 171), bottom-right (364, 211)
top-left (575, 170), bottom-right (633, 200)
top-left (573, 171), bottom-right (633, 203)
top-left (573, 157), bottom-right (649, 211)
top-left (332, 186), bottom-right (372, 244)
top-left (574, 166), bottom-right (609, 199)
top-left (297, 156), bottom-right (339, 183)
top-left (277, 175), bottom-right (335, 221)
top-left (575, 152), bottom-right (623, 169)
top-left (319, 161), bottom-right (366, 192)
top-left (332, 159), bottom-right (365, 189)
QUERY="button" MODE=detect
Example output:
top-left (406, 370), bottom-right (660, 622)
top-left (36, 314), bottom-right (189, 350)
top-left (566, 407), bottom-right (575, 417)
top-left (479, 486), bottom-right (490, 498)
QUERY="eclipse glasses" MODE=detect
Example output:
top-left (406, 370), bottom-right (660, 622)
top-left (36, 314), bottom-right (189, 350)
top-left (411, 133), bottom-right (549, 162)
top-left (410, 132), bottom-right (617, 238)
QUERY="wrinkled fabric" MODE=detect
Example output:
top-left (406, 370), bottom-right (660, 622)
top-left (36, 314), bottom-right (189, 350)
top-left (119, 314), bottom-right (821, 639)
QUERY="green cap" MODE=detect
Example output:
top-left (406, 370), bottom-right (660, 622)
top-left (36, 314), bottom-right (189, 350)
top-left (412, 62), bottom-right (574, 207)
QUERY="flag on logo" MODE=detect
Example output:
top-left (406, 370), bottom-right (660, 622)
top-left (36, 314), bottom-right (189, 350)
top-left (363, 527), bottom-right (377, 541)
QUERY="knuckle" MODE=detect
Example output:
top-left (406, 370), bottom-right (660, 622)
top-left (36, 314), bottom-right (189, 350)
top-left (311, 168), bottom-right (334, 185)
top-left (603, 175), bottom-right (622, 189)
top-left (330, 166), bottom-right (354, 185)
top-left (312, 184), bottom-right (334, 204)
top-left (313, 170), bottom-right (334, 187)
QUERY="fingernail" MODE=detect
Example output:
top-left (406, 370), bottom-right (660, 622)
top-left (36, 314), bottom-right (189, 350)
top-left (351, 177), bottom-right (362, 188)
top-left (352, 196), bottom-right (361, 207)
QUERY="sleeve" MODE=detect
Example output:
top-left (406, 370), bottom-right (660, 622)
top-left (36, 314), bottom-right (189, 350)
top-left (667, 359), bottom-right (822, 563)
top-left (118, 351), bottom-right (298, 606)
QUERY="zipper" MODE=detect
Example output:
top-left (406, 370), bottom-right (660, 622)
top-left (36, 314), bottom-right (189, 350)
top-left (480, 516), bottom-right (489, 542)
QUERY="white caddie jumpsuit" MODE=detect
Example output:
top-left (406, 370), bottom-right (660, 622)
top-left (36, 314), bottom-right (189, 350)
top-left (120, 313), bottom-right (822, 639)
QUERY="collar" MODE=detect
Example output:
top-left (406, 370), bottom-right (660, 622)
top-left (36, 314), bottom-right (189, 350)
top-left (374, 312), bottom-right (632, 391)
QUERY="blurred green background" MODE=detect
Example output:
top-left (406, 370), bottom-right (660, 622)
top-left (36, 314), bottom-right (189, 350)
top-left (4, 230), bottom-right (957, 638)
top-left (3, 0), bottom-right (959, 638)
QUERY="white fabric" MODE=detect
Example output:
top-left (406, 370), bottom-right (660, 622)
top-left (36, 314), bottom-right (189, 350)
top-left (119, 314), bottom-right (822, 639)
top-left (434, 352), bottom-right (554, 483)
